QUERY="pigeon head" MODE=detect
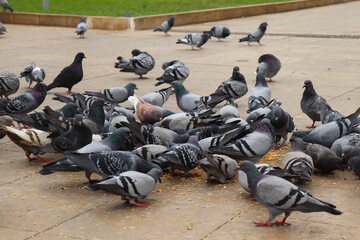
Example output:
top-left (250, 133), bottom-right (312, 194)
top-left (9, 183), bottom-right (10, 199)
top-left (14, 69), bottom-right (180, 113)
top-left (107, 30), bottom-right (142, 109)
top-left (292, 137), bottom-right (305, 152)
top-left (222, 27), bottom-right (231, 37)
top-left (267, 106), bottom-right (287, 128)
top-left (74, 114), bottom-right (86, 126)
top-left (74, 52), bottom-right (86, 62)
top-left (259, 22), bottom-right (268, 32)
top-left (125, 82), bottom-right (138, 96)
top-left (255, 70), bottom-right (267, 87)
top-left (147, 167), bottom-right (163, 183)
top-left (131, 49), bottom-right (142, 57)
top-left (168, 16), bottom-right (176, 25)
top-left (32, 67), bottom-right (45, 82)
top-left (80, 16), bottom-right (85, 23)
top-left (258, 54), bottom-right (274, 63)
top-left (62, 102), bottom-right (79, 118)
top-left (0, 115), bottom-right (13, 126)
top-left (161, 61), bottom-right (172, 70)
top-left (256, 118), bottom-right (275, 134)
top-left (239, 160), bottom-right (261, 182)
top-left (302, 80), bottom-right (317, 97)
top-left (108, 127), bottom-right (131, 143)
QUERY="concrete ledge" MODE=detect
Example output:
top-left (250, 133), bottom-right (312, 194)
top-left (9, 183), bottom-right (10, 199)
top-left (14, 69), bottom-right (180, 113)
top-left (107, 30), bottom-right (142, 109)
top-left (0, 0), bottom-right (355, 31)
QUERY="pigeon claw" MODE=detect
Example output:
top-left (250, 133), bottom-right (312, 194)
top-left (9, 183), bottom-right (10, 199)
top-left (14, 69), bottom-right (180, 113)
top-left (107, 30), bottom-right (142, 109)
top-left (133, 202), bottom-right (148, 207)
top-left (67, 90), bottom-right (76, 94)
top-left (39, 157), bottom-right (53, 163)
top-left (266, 79), bottom-right (275, 82)
top-left (248, 197), bottom-right (257, 201)
top-left (138, 76), bottom-right (148, 79)
top-left (254, 221), bottom-right (273, 227)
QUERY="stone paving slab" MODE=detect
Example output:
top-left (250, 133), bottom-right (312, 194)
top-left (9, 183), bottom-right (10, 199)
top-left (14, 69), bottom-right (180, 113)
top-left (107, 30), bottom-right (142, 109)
top-left (0, 1), bottom-right (360, 240)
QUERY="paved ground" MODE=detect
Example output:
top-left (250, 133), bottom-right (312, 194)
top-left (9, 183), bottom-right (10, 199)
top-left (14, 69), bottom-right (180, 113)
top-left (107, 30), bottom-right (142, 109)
top-left (1, 1), bottom-right (360, 239)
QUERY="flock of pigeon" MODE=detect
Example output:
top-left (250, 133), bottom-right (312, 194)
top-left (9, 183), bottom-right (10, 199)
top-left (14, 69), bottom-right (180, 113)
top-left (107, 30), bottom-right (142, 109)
top-left (1, 11), bottom-right (360, 228)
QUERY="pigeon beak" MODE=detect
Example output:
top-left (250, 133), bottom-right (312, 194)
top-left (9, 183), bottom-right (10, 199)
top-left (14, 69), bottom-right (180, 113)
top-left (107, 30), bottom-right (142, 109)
top-left (135, 87), bottom-right (139, 90)
top-left (158, 177), bottom-right (162, 183)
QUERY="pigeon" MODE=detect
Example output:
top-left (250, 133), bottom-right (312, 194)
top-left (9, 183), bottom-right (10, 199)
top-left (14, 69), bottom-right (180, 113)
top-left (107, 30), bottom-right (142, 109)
top-left (114, 49), bottom-right (155, 79)
top-left (247, 71), bottom-right (271, 113)
top-left (209, 118), bottom-right (275, 163)
top-left (153, 136), bottom-right (200, 176)
top-left (75, 127), bottom-right (131, 153)
top-left (320, 104), bottom-right (344, 124)
top-left (205, 66), bottom-right (248, 108)
top-left (0, 21), bottom-right (7, 35)
top-left (303, 107), bottom-right (360, 148)
top-left (348, 156), bottom-right (360, 178)
top-left (86, 168), bottom-right (162, 207)
top-left (176, 33), bottom-right (210, 50)
top-left (75, 16), bottom-right (88, 38)
top-left (203, 26), bottom-right (231, 41)
top-left (0, 126), bottom-right (51, 160)
top-left (331, 133), bottom-right (360, 157)
top-left (81, 98), bottom-right (106, 134)
top-left (0, 0), bottom-right (13, 12)
top-left (0, 82), bottom-right (47, 116)
top-left (0, 115), bottom-right (13, 139)
top-left (141, 86), bottom-right (173, 107)
top-left (239, 22), bottom-right (268, 45)
top-left (132, 144), bottom-right (168, 161)
top-left (342, 147), bottom-right (360, 166)
top-left (39, 114), bottom-right (93, 155)
top-left (155, 60), bottom-right (190, 86)
top-left (198, 151), bottom-right (239, 183)
top-left (256, 54), bottom-right (281, 82)
top-left (297, 139), bottom-right (343, 173)
top-left (171, 81), bottom-right (201, 112)
top-left (153, 16), bottom-right (175, 36)
top-left (84, 82), bottom-right (137, 105)
top-left (301, 80), bottom-right (331, 128)
top-left (20, 62), bottom-right (46, 88)
top-left (283, 138), bottom-right (314, 182)
top-left (238, 160), bottom-right (342, 226)
top-left (266, 106), bottom-right (295, 148)
top-left (0, 72), bottom-right (20, 100)
top-left (128, 95), bottom-right (174, 125)
top-left (46, 52), bottom-right (86, 94)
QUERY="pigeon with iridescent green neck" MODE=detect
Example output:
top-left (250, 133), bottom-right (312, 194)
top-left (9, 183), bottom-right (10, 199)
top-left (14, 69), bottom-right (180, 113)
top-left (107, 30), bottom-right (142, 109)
top-left (171, 81), bottom-right (201, 112)
top-left (238, 160), bottom-right (342, 227)
top-left (204, 26), bottom-right (231, 41)
top-left (154, 16), bottom-right (175, 36)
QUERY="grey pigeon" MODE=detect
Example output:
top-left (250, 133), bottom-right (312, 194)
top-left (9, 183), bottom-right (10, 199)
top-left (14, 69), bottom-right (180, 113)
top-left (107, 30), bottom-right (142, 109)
top-left (206, 66), bottom-right (248, 108)
top-left (75, 16), bottom-right (88, 38)
top-left (20, 62), bottom-right (46, 88)
top-left (86, 168), bottom-right (162, 207)
top-left (256, 54), bottom-right (281, 82)
top-left (209, 118), bottom-right (275, 163)
top-left (331, 133), bottom-right (360, 157)
top-left (0, 0), bottom-right (13, 12)
top-left (283, 138), bottom-right (314, 182)
top-left (0, 82), bottom-right (47, 116)
top-left (301, 80), bottom-right (331, 128)
top-left (176, 33), bottom-right (210, 50)
top-left (239, 22), bottom-right (268, 45)
top-left (141, 86), bottom-right (173, 107)
top-left (239, 160), bottom-right (342, 226)
top-left (76, 127), bottom-right (131, 153)
top-left (320, 104), bottom-right (344, 124)
top-left (153, 16), bottom-right (175, 36)
top-left (46, 52), bottom-right (86, 94)
top-left (155, 60), bottom-right (190, 86)
top-left (114, 49), bottom-right (155, 79)
top-left (0, 115), bottom-right (13, 139)
top-left (84, 82), bottom-right (137, 104)
top-left (203, 26), bottom-right (231, 41)
top-left (247, 71), bottom-right (271, 113)
top-left (153, 136), bottom-right (200, 176)
top-left (132, 144), bottom-right (168, 161)
top-left (0, 72), bottom-right (20, 99)
top-left (218, 103), bottom-right (240, 123)
top-left (198, 151), bottom-right (239, 183)
top-left (266, 106), bottom-right (295, 148)
top-left (39, 114), bottom-right (93, 155)
top-left (348, 156), bottom-right (360, 178)
top-left (303, 107), bottom-right (360, 148)
top-left (296, 139), bottom-right (343, 173)
top-left (171, 81), bottom-right (201, 112)
top-left (0, 21), bottom-right (7, 35)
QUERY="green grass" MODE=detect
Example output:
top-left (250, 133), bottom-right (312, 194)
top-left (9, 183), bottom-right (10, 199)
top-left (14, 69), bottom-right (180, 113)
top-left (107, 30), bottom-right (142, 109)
top-left (10, 0), bottom-right (293, 17)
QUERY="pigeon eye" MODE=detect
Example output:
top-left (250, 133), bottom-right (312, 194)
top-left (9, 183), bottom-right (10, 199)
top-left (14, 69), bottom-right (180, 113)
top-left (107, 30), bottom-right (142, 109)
top-left (242, 163), bottom-right (246, 167)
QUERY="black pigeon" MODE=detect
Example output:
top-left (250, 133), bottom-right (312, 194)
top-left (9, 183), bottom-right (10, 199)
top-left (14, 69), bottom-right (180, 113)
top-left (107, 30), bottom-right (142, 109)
top-left (153, 16), bottom-right (175, 36)
top-left (301, 80), bottom-right (331, 128)
top-left (239, 22), bottom-right (268, 45)
top-left (256, 54), bottom-right (281, 82)
top-left (0, 0), bottom-right (13, 12)
top-left (206, 66), bottom-right (247, 108)
top-left (114, 49), bottom-right (155, 79)
top-left (46, 52), bottom-right (86, 94)
top-left (204, 26), bottom-right (231, 41)
top-left (0, 82), bottom-right (47, 116)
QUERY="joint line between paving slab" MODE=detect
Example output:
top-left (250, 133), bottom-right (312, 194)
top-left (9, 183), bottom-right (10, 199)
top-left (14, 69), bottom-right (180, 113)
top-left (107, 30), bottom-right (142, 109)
top-left (201, 206), bottom-right (253, 239)
top-left (172, 30), bottom-right (360, 39)
top-left (24, 199), bottom-right (114, 240)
